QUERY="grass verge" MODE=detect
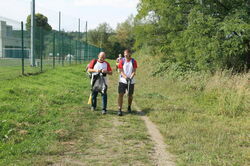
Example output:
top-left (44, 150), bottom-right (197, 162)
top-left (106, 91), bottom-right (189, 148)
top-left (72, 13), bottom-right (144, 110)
top-left (134, 51), bottom-right (250, 166)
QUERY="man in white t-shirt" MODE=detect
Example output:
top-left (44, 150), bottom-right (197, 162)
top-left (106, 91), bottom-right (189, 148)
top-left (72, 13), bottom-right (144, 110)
top-left (88, 52), bottom-right (112, 114)
top-left (117, 49), bottom-right (138, 116)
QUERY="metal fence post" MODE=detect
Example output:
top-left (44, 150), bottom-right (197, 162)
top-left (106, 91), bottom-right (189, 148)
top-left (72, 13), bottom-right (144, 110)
top-left (79, 42), bottom-right (82, 64)
top-left (69, 38), bottom-right (72, 65)
top-left (21, 22), bottom-right (24, 75)
top-left (75, 40), bottom-right (78, 64)
top-left (53, 32), bottom-right (55, 68)
top-left (40, 28), bottom-right (43, 72)
top-left (62, 33), bottom-right (64, 66)
top-left (58, 11), bottom-right (61, 64)
top-left (78, 18), bottom-right (81, 64)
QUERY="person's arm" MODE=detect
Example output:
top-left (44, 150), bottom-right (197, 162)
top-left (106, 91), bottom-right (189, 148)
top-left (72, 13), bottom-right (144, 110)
top-left (102, 69), bottom-right (112, 75)
top-left (117, 60), bottom-right (127, 79)
top-left (101, 62), bottom-right (112, 75)
top-left (130, 59), bottom-right (137, 79)
top-left (120, 68), bottom-right (127, 79)
top-left (88, 68), bottom-right (101, 73)
top-left (130, 68), bottom-right (136, 79)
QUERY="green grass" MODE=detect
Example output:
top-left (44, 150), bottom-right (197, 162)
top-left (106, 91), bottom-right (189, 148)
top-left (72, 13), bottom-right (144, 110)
top-left (0, 64), bottom-right (90, 165)
top-left (2, 54), bottom-right (248, 165)
top-left (0, 58), bottom-right (77, 81)
top-left (134, 52), bottom-right (250, 166)
top-left (0, 63), bottom-right (155, 165)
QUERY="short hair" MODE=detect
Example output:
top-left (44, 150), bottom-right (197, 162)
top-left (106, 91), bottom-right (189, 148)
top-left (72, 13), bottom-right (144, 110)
top-left (124, 49), bottom-right (131, 54)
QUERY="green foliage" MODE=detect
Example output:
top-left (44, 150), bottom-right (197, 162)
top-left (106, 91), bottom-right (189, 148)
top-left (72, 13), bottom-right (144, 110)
top-left (87, 23), bottom-right (115, 58)
top-left (26, 13), bottom-right (52, 32)
top-left (87, 16), bottom-right (136, 59)
top-left (135, 0), bottom-right (250, 71)
top-left (112, 15), bottom-right (135, 50)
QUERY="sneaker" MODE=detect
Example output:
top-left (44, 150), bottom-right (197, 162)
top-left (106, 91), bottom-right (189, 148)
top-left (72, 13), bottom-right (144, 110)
top-left (102, 109), bottom-right (107, 115)
top-left (91, 107), bottom-right (96, 111)
top-left (127, 106), bottom-right (132, 113)
top-left (117, 110), bottom-right (123, 116)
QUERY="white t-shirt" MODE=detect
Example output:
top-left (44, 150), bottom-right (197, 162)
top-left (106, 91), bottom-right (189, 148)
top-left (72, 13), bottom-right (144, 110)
top-left (88, 60), bottom-right (112, 85)
top-left (118, 58), bottom-right (137, 84)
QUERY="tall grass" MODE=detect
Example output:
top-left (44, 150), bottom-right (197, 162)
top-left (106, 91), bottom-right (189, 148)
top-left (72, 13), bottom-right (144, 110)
top-left (134, 49), bottom-right (250, 165)
top-left (203, 71), bottom-right (249, 117)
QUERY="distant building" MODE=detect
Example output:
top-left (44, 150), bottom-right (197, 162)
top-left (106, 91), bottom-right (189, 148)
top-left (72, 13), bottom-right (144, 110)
top-left (0, 21), bottom-right (29, 58)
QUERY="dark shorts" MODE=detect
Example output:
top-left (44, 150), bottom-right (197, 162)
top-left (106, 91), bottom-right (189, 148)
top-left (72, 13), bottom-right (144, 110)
top-left (118, 82), bottom-right (134, 95)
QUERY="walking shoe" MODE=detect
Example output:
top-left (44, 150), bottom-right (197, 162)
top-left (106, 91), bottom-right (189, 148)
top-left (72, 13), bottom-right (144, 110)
top-left (117, 110), bottom-right (123, 116)
top-left (127, 106), bottom-right (132, 113)
top-left (91, 107), bottom-right (96, 111)
top-left (102, 109), bottom-right (107, 115)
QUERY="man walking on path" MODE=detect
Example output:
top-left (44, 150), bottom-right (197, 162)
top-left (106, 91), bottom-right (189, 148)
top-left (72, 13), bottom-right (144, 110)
top-left (117, 49), bottom-right (137, 116)
top-left (88, 52), bottom-right (112, 114)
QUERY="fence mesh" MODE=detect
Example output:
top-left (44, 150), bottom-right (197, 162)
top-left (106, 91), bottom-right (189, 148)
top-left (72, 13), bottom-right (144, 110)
top-left (0, 1), bottom-right (102, 81)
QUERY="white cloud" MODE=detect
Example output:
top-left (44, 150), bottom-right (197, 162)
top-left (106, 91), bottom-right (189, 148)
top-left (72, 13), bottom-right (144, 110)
top-left (74, 0), bottom-right (139, 8)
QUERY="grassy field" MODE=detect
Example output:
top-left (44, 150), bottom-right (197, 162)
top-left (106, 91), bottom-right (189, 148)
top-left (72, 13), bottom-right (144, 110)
top-left (134, 51), bottom-right (250, 166)
top-left (1, 55), bottom-right (249, 165)
top-left (0, 63), bottom-right (155, 165)
top-left (0, 58), bottom-right (76, 81)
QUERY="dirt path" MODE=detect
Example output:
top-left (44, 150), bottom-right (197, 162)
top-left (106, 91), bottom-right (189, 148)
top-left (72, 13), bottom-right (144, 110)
top-left (49, 72), bottom-right (176, 166)
top-left (108, 72), bottom-right (176, 166)
top-left (134, 102), bottom-right (176, 166)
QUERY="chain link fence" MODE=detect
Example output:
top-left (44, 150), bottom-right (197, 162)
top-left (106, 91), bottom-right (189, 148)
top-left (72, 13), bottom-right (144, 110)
top-left (0, 2), bottom-right (102, 81)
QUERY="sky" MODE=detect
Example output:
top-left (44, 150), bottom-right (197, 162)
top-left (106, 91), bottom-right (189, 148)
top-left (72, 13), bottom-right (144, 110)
top-left (0, 0), bottom-right (139, 31)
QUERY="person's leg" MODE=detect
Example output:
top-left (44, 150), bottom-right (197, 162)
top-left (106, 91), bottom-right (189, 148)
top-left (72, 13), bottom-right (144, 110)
top-left (102, 93), bottom-right (107, 110)
top-left (118, 93), bottom-right (124, 116)
top-left (118, 93), bottom-right (124, 110)
top-left (127, 84), bottom-right (134, 112)
top-left (118, 82), bottom-right (126, 116)
top-left (91, 91), bottom-right (98, 110)
top-left (128, 95), bottom-right (133, 107)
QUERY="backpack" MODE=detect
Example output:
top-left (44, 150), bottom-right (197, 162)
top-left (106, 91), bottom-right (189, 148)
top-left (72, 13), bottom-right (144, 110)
top-left (86, 59), bottom-right (98, 79)
top-left (121, 58), bottom-right (135, 67)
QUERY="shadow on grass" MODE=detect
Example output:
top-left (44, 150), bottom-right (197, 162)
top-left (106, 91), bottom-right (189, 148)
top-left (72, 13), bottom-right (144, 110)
top-left (0, 71), bottom-right (45, 81)
top-left (85, 108), bottom-right (154, 117)
top-left (23, 71), bottom-right (45, 76)
top-left (140, 108), bottom-right (152, 114)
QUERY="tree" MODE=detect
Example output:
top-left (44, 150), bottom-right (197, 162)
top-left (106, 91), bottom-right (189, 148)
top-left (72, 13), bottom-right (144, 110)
top-left (26, 13), bottom-right (52, 58)
top-left (134, 0), bottom-right (250, 71)
top-left (113, 15), bottom-right (135, 50)
top-left (88, 23), bottom-right (115, 58)
top-left (26, 13), bottom-right (52, 31)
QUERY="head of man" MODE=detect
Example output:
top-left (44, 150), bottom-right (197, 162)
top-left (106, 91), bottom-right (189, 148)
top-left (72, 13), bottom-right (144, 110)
top-left (118, 54), bottom-right (122, 58)
top-left (98, 52), bottom-right (106, 62)
top-left (124, 49), bottom-right (131, 59)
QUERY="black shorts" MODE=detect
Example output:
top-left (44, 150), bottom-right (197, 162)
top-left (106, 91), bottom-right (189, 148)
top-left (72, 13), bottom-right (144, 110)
top-left (118, 82), bottom-right (134, 95)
